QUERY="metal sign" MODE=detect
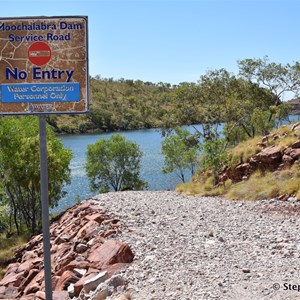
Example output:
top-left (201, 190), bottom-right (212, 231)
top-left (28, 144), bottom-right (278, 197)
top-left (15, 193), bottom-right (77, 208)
top-left (0, 16), bottom-right (89, 114)
top-left (0, 16), bottom-right (89, 300)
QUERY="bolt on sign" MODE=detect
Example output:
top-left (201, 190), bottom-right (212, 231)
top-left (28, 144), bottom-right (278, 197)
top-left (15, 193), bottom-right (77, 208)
top-left (0, 16), bottom-right (89, 115)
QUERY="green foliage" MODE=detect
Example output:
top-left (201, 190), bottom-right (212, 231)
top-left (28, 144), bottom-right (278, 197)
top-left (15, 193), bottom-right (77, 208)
top-left (85, 134), bottom-right (148, 192)
top-left (52, 57), bottom-right (298, 141)
top-left (161, 128), bottom-right (200, 182)
top-left (0, 117), bottom-right (72, 235)
top-left (250, 108), bottom-right (274, 136)
top-left (238, 56), bottom-right (300, 103)
top-left (200, 138), bottom-right (228, 184)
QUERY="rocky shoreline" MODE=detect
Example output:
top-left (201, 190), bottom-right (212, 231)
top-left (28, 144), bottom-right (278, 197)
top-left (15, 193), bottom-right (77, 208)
top-left (2, 191), bottom-right (300, 299)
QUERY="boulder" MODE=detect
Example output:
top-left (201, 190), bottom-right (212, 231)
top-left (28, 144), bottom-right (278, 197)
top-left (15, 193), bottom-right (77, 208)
top-left (250, 146), bottom-right (282, 170)
top-left (87, 240), bottom-right (134, 269)
top-left (76, 220), bottom-right (100, 239)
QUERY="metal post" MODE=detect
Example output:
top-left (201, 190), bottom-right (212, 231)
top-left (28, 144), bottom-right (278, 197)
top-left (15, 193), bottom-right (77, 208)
top-left (39, 116), bottom-right (53, 300)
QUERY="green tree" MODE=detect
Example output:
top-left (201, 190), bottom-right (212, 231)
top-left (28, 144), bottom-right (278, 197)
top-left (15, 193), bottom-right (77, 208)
top-left (238, 56), bottom-right (300, 103)
top-left (0, 117), bottom-right (72, 235)
top-left (161, 128), bottom-right (200, 183)
top-left (200, 138), bottom-right (228, 185)
top-left (85, 134), bottom-right (147, 192)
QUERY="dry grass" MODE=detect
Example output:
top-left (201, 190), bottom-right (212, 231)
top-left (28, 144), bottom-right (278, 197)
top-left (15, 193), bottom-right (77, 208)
top-left (0, 234), bottom-right (28, 280)
top-left (228, 136), bottom-right (262, 166)
top-left (276, 134), bottom-right (298, 149)
top-left (180, 166), bottom-right (300, 201)
top-left (176, 173), bottom-right (232, 197)
top-left (228, 124), bottom-right (299, 166)
top-left (225, 165), bottom-right (300, 200)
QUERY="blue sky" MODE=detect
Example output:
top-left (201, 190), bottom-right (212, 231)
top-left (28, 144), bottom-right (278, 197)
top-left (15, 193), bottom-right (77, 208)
top-left (1, 0), bottom-right (299, 86)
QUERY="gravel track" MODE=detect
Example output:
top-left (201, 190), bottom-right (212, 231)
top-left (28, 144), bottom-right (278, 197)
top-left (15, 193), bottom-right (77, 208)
top-left (91, 191), bottom-right (300, 300)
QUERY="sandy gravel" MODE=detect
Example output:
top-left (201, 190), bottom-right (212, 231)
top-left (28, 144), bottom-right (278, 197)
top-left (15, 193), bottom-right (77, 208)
top-left (90, 191), bottom-right (300, 300)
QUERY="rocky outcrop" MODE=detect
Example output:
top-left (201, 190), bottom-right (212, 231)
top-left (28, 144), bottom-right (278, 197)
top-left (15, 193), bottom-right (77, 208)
top-left (287, 98), bottom-right (300, 115)
top-left (218, 122), bottom-right (300, 187)
top-left (0, 200), bottom-right (134, 299)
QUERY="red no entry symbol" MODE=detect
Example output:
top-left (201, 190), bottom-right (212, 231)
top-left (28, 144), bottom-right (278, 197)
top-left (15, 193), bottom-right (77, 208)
top-left (28, 42), bottom-right (52, 66)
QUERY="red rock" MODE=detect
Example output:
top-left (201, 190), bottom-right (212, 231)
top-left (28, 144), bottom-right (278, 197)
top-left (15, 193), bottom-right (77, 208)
top-left (18, 257), bottom-right (42, 273)
top-left (282, 154), bottom-right (294, 168)
top-left (0, 285), bottom-right (18, 299)
top-left (76, 220), bottom-right (100, 239)
top-left (51, 275), bottom-right (61, 290)
top-left (55, 242), bottom-right (73, 258)
top-left (24, 235), bottom-right (43, 252)
top-left (102, 230), bottom-right (117, 238)
top-left (23, 282), bottom-right (40, 295)
top-left (84, 212), bottom-right (106, 223)
top-left (86, 267), bottom-right (102, 276)
top-left (291, 140), bottom-right (300, 149)
top-left (75, 243), bottom-right (88, 253)
top-left (20, 294), bottom-right (36, 300)
top-left (259, 146), bottom-right (282, 160)
top-left (87, 240), bottom-right (134, 268)
top-left (54, 250), bottom-right (76, 274)
top-left (0, 270), bottom-right (25, 286)
top-left (115, 295), bottom-right (130, 300)
top-left (88, 203), bottom-right (105, 211)
top-left (0, 285), bottom-right (6, 295)
top-left (256, 141), bottom-right (267, 148)
top-left (55, 270), bottom-right (80, 291)
top-left (35, 290), bottom-right (46, 299)
top-left (23, 270), bottom-right (44, 295)
top-left (236, 163), bottom-right (250, 171)
top-left (87, 235), bottom-right (106, 247)
top-left (4, 262), bottom-right (20, 275)
top-left (73, 268), bottom-right (87, 277)
top-left (57, 221), bottom-right (80, 238)
top-left (35, 290), bottom-right (69, 300)
top-left (109, 222), bottom-right (121, 228)
top-left (21, 250), bottom-right (38, 262)
top-left (83, 271), bottom-right (109, 293)
top-left (102, 263), bottom-right (130, 277)
top-left (278, 194), bottom-right (289, 201)
top-left (54, 233), bottom-right (71, 245)
top-left (73, 270), bottom-right (99, 297)
top-left (0, 199), bottom-right (134, 299)
top-left (54, 259), bottom-right (90, 276)
top-left (250, 146), bottom-right (282, 171)
top-left (103, 218), bottom-right (120, 225)
top-left (58, 208), bottom-right (79, 225)
top-left (19, 269), bottom-right (39, 292)
top-left (292, 122), bottom-right (300, 131)
top-left (53, 290), bottom-right (69, 300)
top-left (289, 148), bottom-right (300, 160)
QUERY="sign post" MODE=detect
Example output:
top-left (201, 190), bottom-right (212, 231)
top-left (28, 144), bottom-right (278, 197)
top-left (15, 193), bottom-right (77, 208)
top-left (39, 115), bottom-right (52, 300)
top-left (0, 16), bottom-right (89, 299)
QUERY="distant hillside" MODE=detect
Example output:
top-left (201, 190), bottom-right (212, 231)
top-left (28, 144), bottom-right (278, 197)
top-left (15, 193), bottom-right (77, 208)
top-left (49, 77), bottom-right (175, 134)
top-left (287, 98), bottom-right (300, 115)
top-left (48, 75), bottom-right (294, 135)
